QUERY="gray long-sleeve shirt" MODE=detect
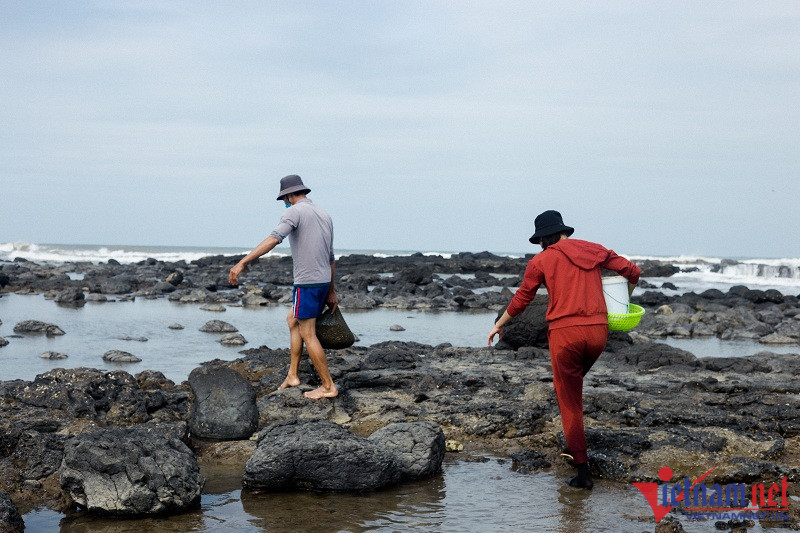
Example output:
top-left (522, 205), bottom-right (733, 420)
top-left (269, 199), bottom-right (335, 285)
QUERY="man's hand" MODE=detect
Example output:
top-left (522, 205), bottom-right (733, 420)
top-left (326, 288), bottom-right (339, 313)
top-left (228, 263), bottom-right (245, 286)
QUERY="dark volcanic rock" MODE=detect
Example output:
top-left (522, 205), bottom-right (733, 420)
top-left (368, 421), bottom-right (445, 478)
top-left (493, 295), bottom-right (549, 350)
top-left (0, 491), bottom-right (24, 533)
top-left (199, 320), bottom-right (238, 333)
top-left (0, 367), bottom-right (187, 425)
top-left (13, 320), bottom-right (65, 336)
top-left (102, 350), bottom-right (141, 363)
top-left (243, 419), bottom-right (400, 491)
top-left (54, 287), bottom-right (85, 305)
top-left (604, 342), bottom-right (698, 369)
top-left (188, 365), bottom-right (258, 440)
top-left (165, 271), bottom-right (184, 286)
top-left (510, 450), bottom-right (552, 474)
top-left (59, 426), bottom-right (204, 516)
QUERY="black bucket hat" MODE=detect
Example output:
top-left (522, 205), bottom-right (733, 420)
top-left (276, 175), bottom-right (311, 200)
top-left (529, 210), bottom-right (575, 244)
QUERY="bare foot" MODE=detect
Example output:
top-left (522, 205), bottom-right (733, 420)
top-left (277, 376), bottom-right (301, 390)
top-left (304, 386), bottom-right (338, 399)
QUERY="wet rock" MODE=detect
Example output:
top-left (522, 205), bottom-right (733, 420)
top-left (219, 333), bottom-right (247, 346)
top-left (172, 288), bottom-right (213, 304)
top-left (59, 426), bottom-right (203, 516)
top-left (395, 265), bottom-right (434, 285)
top-left (120, 336), bottom-right (148, 342)
top-left (243, 419), bottom-right (400, 491)
top-left (362, 342), bottom-right (422, 370)
top-left (165, 271), bottom-right (184, 286)
top-left (493, 295), bottom-right (548, 350)
top-left (0, 337), bottom-right (8, 347)
top-left (103, 350), bottom-right (141, 363)
top-left (200, 304), bottom-right (226, 312)
top-left (368, 421), bottom-right (445, 478)
top-left (13, 320), bottom-right (65, 336)
top-left (759, 333), bottom-right (796, 345)
top-left (99, 276), bottom-right (135, 295)
top-left (0, 491), bottom-right (24, 533)
top-left (389, 324), bottom-right (406, 332)
top-left (242, 293), bottom-right (269, 306)
top-left (199, 320), bottom-right (238, 333)
top-left (0, 367), bottom-right (186, 426)
top-left (604, 342), bottom-right (698, 369)
top-left (702, 356), bottom-right (771, 374)
top-left (168, 323), bottom-right (184, 330)
top-left (188, 365), bottom-right (258, 440)
top-left (54, 287), bottom-right (85, 305)
top-left (339, 293), bottom-right (377, 309)
top-left (40, 351), bottom-right (68, 359)
top-left (655, 516), bottom-right (686, 532)
top-left (510, 450), bottom-right (552, 474)
top-left (153, 281), bottom-right (176, 294)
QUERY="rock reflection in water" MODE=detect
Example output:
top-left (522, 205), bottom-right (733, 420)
top-left (241, 472), bottom-right (446, 531)
top-left (32, 456), bottom-right (656, 532)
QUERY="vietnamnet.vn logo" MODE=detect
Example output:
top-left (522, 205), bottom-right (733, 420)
top-left (633, 466), bottom-right (791, 523)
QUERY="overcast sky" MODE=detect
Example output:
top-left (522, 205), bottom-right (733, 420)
top-left (2, 1), bottom-right (798, 258)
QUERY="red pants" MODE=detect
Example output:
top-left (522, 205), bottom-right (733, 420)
top-left (548, 324), bottom-right (608, 465)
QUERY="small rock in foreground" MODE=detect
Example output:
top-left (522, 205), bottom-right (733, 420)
top-left (59, 426), bottom-right (204, 516)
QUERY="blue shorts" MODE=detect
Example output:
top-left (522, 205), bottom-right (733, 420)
top-left (291, 283), bottom-right (330, 319)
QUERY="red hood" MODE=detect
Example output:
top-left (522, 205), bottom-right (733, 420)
top-left (548, 239), bottom-right (611, 271)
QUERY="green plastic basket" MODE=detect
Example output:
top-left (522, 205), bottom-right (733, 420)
top-left (607, 303), bottom-right (645, 331)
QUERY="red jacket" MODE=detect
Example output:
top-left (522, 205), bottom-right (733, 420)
top-left (506, 239), bottom-right (641, 330)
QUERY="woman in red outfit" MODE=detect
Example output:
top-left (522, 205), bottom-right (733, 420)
top-left (487, 210), bottom-right (641, 490)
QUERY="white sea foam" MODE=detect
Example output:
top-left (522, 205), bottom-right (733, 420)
top-left (0, 242), bottom-right (254, 265)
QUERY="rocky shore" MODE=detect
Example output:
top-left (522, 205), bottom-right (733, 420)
top-left (1, 252), bottom-right (800, 530)
top-left (0, 250), bottom-right (679, 312)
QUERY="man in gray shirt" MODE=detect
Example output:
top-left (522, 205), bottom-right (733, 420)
top-left (228, 175), bottom-right (339, 399)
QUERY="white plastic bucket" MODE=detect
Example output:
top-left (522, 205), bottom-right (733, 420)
top-left (602, 276), bottom-right (629, 314)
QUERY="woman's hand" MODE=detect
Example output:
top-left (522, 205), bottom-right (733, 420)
top-left (488, 310), bottom-right (512, 346)
top-left (487, 324), bottom-right (503, 346)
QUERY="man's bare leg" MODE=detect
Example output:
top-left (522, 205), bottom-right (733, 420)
top-left (297, 318), bottom-right (338, 399)
top-left (278, 313), bottom-right (303, 390)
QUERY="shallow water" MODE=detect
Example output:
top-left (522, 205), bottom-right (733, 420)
top-left (1, 293), bottom-right (794, 383)
top-left (24, 455), bottom-right (796, 532)
top-left (23, 456), bottom-right (665, 532)
top-left (661, 336), bottom-right (799, 358)
top-left (0, 294), bottom-right (495, 383)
